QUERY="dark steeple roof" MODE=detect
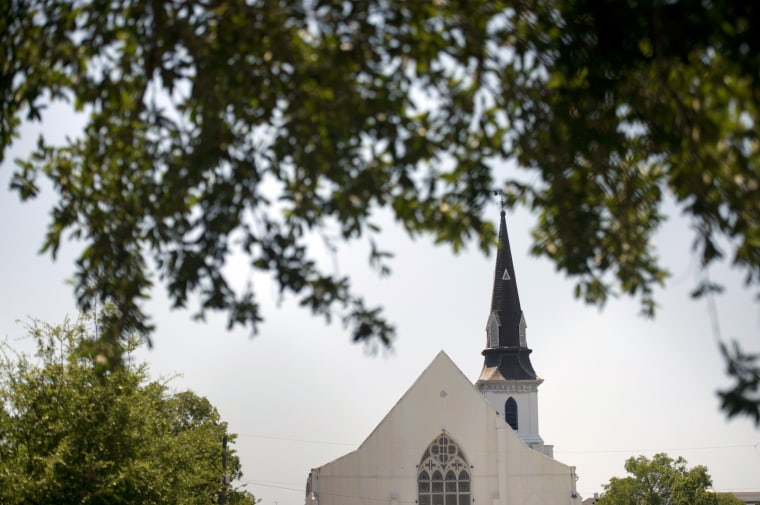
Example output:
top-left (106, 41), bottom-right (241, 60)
top-left (491, 210), bottom-right (522, 346)
top-left (480, 211), bottom-right (538, 381)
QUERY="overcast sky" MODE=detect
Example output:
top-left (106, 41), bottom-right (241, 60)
top-left (1, 108), bottom-right (758, 504)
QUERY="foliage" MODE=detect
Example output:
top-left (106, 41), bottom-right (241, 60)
top-left (596, 453), bottom-right (718, 505)
top-left (1, 2), bottom-right (758, 417)
top-left (715, 493), bottom-right (746, 505)
top-left (718, 341), bottom-right (760, 424)
top-left (0, 316), bottom-right (256, 505)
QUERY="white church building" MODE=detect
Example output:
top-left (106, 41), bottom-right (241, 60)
top-left (305, 211), bottom-right (581, 505)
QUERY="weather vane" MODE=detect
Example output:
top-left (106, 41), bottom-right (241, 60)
top-left (492, 189), bottom-right (506, 211)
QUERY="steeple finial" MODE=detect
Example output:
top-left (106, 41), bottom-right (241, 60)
top-left (493, 189), bottom-right (506, 213)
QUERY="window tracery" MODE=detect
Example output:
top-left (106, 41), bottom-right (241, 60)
top-left (418, 433), bottom-right (470, 505)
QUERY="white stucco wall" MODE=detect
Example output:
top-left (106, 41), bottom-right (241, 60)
top-left (308, 352), bottom-right (579, 505)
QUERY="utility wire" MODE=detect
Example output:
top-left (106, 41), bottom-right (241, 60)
top-left (236, 432), bottom-right (357, 446)
top-left (555, 442), bottom-right (759, 455)
top-left (239, 480), bottom-right (304, 492)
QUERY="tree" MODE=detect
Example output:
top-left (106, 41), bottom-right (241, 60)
top-left (715, 493), bottom-right (746, 505)
top-left (1, 2), bottom-right (758, 420)
top-left (0, 316), bottom-right (256, 505)
top-left (596, 453), bottom-right (740, 505)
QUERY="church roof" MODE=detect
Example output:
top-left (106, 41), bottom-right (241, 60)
top-left (326, 350), bottom-right (510, 459)
top-left (329, 351), bottom-right (535, 454)
top-left (310, 350), bottom-right (562, 471)
top-left (480, 210), bottom-right (538, 381)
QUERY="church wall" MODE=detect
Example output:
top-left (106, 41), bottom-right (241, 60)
top-left (309, 354), bottom-right (579, 505)
top-left (502, 434), bottom-right (577, 505)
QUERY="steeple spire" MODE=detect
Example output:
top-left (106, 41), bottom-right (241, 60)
top-left (490, 210), bottom-right (523, 348)
top-left (480, 211), bottom-right (537, 380)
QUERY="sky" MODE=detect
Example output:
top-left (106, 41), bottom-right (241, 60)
top-left (1, 106), bottom-right (758, 504)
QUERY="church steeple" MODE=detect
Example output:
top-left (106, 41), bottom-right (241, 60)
top-left (481, 211), bottom-right (537, 380)
top-left (475, 209), bottom-right (550, 455)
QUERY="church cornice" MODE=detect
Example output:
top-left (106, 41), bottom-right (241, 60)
top-left (475, 379), bottom-right (543, 393)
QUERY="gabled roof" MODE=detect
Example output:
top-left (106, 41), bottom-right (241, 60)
top-left (354, 350), bottom-right (481, 450)
top-left (310, 350), bottom-right (563, 476)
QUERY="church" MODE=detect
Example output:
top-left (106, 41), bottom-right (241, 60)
top-left (305, 211), bottom-right (581, 505)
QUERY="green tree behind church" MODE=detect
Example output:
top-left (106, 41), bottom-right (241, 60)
top-left (596, 453), bottom-right (744, 505)
top-left (0, 316), bottom-right (256, 505)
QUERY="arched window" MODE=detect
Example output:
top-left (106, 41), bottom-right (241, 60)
top-left (418, 433), bottom-right (470, 505)
top-left (505, 397), bottom-right (518, 430)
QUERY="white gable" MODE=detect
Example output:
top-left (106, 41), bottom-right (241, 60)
top-left (308, 352), bottom-right (580, 505)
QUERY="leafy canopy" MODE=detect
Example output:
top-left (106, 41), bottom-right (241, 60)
top-left (1, 2), bottom-right (758, 417)
top-left (596, 453), bottom-right (742, 505)
top-left (0, 316), bottom-right (256, 505)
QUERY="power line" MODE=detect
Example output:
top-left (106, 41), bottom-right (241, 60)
top-left (240, 480), bottom-right (304, 493)
top-left (236, 432), bottom-right (357, 447)
top-left (555, 443), bottom-right (759, 455)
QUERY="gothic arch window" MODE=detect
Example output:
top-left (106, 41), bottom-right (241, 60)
top-left (505, 397), bottom-right (518, 430)
top-left (418, 433), bottom-right (470, 505)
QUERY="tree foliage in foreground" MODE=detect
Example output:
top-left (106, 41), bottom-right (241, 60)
top-left (1, 2), bottom-right (758, 420)
top-left (0, 317), bottom-right (256, 505)
top-left (596, 453), bottom-right (743, 505)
